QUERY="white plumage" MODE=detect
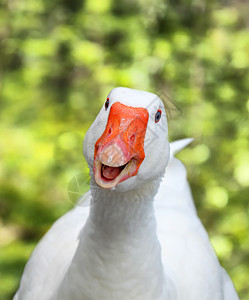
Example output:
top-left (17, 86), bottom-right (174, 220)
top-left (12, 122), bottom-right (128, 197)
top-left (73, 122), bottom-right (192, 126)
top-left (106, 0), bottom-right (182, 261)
top-left (14, 87), bottom-right (239, 300)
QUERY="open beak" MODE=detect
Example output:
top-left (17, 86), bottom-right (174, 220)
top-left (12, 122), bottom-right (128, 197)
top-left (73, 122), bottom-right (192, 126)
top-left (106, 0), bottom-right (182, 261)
top-left (93, 102), bottom-right (149, 189)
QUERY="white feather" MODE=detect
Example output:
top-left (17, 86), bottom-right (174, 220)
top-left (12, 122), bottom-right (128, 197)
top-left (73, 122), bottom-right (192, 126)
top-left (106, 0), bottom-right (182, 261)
top-left (14, 88), bottom-right (239, 300)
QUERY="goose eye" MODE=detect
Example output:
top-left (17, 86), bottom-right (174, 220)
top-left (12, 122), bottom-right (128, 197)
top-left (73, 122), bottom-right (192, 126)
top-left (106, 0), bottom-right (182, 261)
top-left (105, 98), bottom-right (110, 110)
top-left (155, 109), bottom-right (162, 123)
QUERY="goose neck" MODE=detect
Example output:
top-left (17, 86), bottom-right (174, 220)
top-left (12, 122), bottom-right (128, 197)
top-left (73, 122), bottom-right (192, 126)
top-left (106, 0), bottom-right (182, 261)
top-left (89, 180), bottom-right (160, 238)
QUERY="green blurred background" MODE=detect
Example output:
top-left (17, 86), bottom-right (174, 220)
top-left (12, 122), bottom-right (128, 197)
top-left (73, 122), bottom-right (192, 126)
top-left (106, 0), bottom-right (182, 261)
top-left (0, 0), bottom-right (248, 299)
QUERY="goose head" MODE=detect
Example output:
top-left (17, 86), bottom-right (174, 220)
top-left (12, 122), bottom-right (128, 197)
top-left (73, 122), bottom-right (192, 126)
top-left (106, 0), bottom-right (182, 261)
top-left (83, 87), bottom-right (170, 192)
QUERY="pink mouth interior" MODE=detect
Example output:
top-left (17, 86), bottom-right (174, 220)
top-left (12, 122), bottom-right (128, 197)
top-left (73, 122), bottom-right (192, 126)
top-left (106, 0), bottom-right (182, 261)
top-left (101, 163), bottom-right (128, 181)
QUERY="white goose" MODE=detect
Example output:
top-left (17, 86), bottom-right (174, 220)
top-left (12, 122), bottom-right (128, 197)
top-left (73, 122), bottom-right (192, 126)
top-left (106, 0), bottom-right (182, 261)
top-left (14, 87), bottom-right (239, 300)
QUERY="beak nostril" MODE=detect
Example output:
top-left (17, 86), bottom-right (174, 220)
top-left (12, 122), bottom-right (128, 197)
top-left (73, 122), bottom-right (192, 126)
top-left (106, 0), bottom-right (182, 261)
top-left (108, 128), bottom-right (112, 136)
top-left (130, 134), bottom-right (135, 142)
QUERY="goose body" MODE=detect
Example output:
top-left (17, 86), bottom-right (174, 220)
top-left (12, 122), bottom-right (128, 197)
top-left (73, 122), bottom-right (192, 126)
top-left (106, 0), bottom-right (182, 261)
top-left (14, 88), bottom-right (239, 300)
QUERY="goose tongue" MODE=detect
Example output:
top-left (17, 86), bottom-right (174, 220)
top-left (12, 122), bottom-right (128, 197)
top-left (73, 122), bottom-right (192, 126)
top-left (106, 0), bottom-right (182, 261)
top-left (102, 165), bottom-right (122, 180)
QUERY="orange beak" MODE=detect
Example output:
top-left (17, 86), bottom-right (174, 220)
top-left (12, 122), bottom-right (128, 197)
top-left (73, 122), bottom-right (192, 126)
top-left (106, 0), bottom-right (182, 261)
top-left (93, 102), bottom-right (149, 189)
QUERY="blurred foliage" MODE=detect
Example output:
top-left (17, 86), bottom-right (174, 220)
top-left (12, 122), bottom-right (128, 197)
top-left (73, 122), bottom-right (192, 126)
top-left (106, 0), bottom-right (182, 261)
top-left (0, 0), bottom-right (248, 299)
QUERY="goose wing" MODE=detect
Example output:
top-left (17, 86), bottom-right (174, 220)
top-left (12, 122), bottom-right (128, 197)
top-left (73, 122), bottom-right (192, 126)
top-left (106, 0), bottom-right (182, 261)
top-left (155, 139), bottom-right (239, 300)
top-left (14, 194), bottom-right (91, 300)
